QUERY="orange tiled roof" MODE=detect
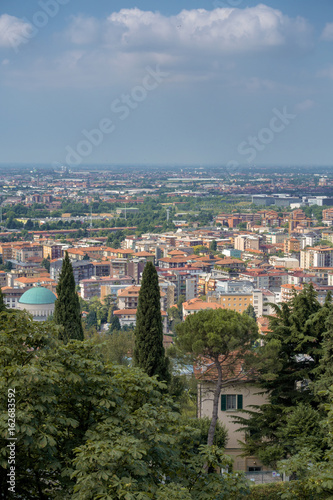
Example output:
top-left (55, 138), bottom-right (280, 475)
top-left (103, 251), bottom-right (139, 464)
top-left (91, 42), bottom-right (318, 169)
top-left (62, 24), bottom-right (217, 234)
top-left (117, 285), bottom-right (141, 297)
top-left (183, 298), bottom-right (224, 311)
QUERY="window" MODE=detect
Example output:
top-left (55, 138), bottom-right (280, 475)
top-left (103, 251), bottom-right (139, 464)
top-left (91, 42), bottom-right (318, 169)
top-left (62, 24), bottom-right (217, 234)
top-left (226, 394), bottom-right (236, 410)
top-left (248, 466), bottom-right (262, 472)
top-left (221, 394), bottom-right (243, 411)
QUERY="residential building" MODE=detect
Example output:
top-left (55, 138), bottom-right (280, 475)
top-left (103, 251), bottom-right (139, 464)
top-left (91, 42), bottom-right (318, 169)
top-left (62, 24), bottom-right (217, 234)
top-left (252, 289), bottom-right (277, 317)
top-left (1, 286), bottom-right (27, 309)
top-left (211, 293), bottom-right (253, 314)
top-left (281, 284), bottom-right (303, 302)
top-left (50, 259), bottom-right (94, 285)
top-left (283, 237), bottom-right (301, 254)
top-left (269, 257), bottom-right (299, 269)
top-left (43, 243), bottom-right (63, 260)
top-left (300, 246), bottom-right (333, 269)
top-left (196, 357), bottom-right (269, 471)
top-left (234, 235), bottom-right (260, 252)
top-left (80, 276), bottom-right (117, 301)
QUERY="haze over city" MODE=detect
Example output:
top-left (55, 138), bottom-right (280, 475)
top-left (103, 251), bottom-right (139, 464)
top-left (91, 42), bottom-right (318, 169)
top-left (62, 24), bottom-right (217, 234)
top-left (1, 0), bottom-right (333, 167)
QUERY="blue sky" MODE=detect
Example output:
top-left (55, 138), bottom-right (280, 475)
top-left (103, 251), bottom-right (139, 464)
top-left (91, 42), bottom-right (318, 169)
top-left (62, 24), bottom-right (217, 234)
top-left (1, 0), bottom-right (333, 167)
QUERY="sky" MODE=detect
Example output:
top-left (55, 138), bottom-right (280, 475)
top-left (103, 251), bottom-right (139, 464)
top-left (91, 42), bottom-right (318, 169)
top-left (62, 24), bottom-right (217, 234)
top-left (0, 0), bottom-right (333, 168)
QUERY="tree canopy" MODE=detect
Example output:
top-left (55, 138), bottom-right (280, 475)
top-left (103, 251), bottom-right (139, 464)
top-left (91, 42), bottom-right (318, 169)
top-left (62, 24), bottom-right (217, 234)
top-left (0, 310), bottom-right (250, 499)
top-left (237, 285), bottom-right (333, 467)
top-left (176, 308), bottom-right (258, 446)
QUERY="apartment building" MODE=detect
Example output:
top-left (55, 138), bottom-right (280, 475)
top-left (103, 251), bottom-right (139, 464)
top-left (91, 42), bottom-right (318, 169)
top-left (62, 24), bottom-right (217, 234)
top-left (300, 246), bottom-right (333, 269)
top-left (239, 271), bottom-right (269, 289)
top-left (283, 237), bottom-right (301, 254)
top-left (182, 298), bottom-right (224, 318)
top-left (212, 293), bottom-right (253, 314)
top-left (215, 258), bottom-right (246, 272)
top-left (80, 276), bottom-right (119, 301)
top-left (183, 293), bottom-right (252, 318)
top-left (2, 286), bottom-right (27, 308)
top-left (110, 258), bottom-right (128, 278)
top-left (252, 289), bottom-right (276, 317)
top-left (43, 243), bottom-right (63, 260)
top-left (117, 285), bottom-right (167, 311)
top-left (234, 235), bottom-right (260, 252)
top-left (93, 262), bottom-right (111, 277)
top-left (50, 259), bottom-right (94, 285)
top-left (281, 284), bottom-right (303, 302)
top-left (100, 277), bottom-right (134, 303)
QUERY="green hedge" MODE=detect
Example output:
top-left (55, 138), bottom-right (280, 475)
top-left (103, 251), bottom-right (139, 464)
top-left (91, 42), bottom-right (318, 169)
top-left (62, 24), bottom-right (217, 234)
top-left (246, 482), bottom-right (319, 500)
top-left (247, 483), bottom-right (285, 500)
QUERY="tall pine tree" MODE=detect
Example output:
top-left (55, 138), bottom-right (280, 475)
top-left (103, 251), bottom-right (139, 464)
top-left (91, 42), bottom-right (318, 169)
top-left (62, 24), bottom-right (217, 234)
top-left (134, 261), bottom-right (169, 383)
top-left (54, 251), bottom-right (84, 342)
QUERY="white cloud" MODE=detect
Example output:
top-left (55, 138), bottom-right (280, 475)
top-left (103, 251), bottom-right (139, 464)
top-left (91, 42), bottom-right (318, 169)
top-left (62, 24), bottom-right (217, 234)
top-left (66, 15), bottom-right (100, 45)
top-left (1, 6), bottom-right (314, 89)
top-left (0, 14), bottom-right (32, 49)
top-left (321, 22), bottom-right (333, 41)
top-left (295, 99), bottom-right (315, 112)
top-left (105, 5), bottom-right (313, 53)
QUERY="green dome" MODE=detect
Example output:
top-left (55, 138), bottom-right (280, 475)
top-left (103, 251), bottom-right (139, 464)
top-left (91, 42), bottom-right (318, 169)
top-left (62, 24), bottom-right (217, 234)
top-left (19, 286), bottom-right (57, 305)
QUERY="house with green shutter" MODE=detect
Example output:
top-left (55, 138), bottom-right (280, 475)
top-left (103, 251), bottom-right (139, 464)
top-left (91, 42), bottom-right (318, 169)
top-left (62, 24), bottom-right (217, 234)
top-left (195, 357), bottom-right (269, 472)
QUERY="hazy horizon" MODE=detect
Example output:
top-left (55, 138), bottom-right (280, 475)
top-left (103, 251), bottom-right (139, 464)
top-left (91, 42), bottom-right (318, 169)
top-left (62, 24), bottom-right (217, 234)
top-left (1, 0), bottom-right (333, 167)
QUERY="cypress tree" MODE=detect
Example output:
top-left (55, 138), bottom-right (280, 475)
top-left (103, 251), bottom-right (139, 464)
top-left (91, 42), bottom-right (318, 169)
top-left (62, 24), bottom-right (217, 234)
top-left (134, 261), bottom-right (170, 383)
top-left (0, 287), bottom-right (7, 312)
top-left (54, 251), bottom-right (84, 342)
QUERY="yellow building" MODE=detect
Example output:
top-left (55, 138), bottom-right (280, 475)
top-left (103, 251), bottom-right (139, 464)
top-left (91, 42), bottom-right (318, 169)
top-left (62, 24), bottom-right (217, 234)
top-left (209, 293), bottom-right (253, 314)
top-left (284, 237), bottom-right (301, 254)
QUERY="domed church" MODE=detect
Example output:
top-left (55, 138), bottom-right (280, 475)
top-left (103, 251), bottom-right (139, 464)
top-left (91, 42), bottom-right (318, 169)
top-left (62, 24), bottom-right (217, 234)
top-left (17, 285), bottom-right (57, 321)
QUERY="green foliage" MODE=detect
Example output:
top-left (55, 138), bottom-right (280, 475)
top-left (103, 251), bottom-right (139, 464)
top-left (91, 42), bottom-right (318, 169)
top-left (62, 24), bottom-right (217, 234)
top-left (313, 307), bottom-right (333, 396)
top-left (244, 304), bottom-right (257, 321)
top-left (85, 309), bottom-right (97, 329)
top-left (108, 314), bottom-right (121, 332)
top-left (0, 309), bottom-right (250, 498)
top-left (134, 261), bottom-right (170, 383)
top-left (167, 294), bottom-right (185, 332)
top-left (54, 251), bottom-right (84, 342)
top-left (246, 482), bottom-right (316, 500)
top-left (276, 390), bottom-right (333, 499)
top-left (178, 416), bottom-right (228, 452)
top-left (193, 245), bottom-right (209, 255)
top-left (176, 308), bottom-right (257, 360)
top-left (92, 330), bottom-right (135, 366)
top-left (0, 287), bottom-right (7, 312)
top-left (24, 218), bottom-right (34, 230)
top-left (41, 257), bottom-right (50, 272)
top-left (210, 240), bottom-right (217, 251)
top-left (176, 308), bottom-right (258, 446)
top-left (238, 285), bottom-right (333, 467)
